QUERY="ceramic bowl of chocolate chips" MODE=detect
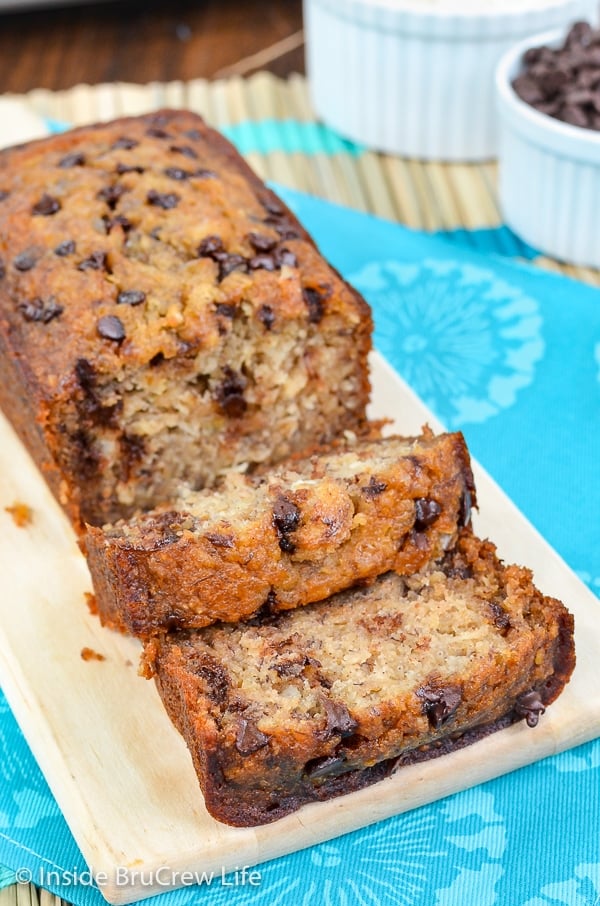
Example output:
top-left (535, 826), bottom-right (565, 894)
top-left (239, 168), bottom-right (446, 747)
top-left (496, 21), bottom-right (600, 268)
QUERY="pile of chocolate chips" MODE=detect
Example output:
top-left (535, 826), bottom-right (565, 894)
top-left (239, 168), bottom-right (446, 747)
top-left (512, 21), bottom-right (600, 131)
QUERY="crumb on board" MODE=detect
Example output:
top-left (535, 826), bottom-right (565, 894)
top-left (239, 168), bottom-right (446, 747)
top-left (81, 647), bottom-right (106, 662)
top-left (84, 592), bottom-right (98, 615)
top-left (4, 502), bottom-right (32, 527)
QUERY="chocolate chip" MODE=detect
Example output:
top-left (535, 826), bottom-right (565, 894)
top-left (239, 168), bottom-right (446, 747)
top-left (272, 495), bottom-right (300, 553)
top-left (105, 214), bottom-right (133, 234)
top-left (192, 654), bottom-right (230, 703)
top-left (164, 166), bottom-right (190, 180)
top-left (258, 304), bottom-right (275, 330)
top-left (215, 302), bottom-right (237, 319)
top-left (0, 190), bottom-right (9, 202)
top-left (54, 239), bottom-right (76, 256)
top-left (515, 690), bottom-right (546, 728)
top-left (214, 366), bottom-right (247, 417)
top-left (111, 137), bottom-right (138, 150)
top-left (273, 246), bottom-right (298, 268)
top-left (97, 315), bottom-right (125, 342)
top-left (303, 287), bottom-right (326, 323)
top-left (197, 235), bottom-right (224, 258)
top-left (78, 251), bottom-right (108, 272)
top-left (98, 184), bottom-right (126, 208)
top-left (514, 23), bottom-right (600, 132)
top-left (146, 127), bottom-right (171, 139)
top-left (249, 253), bottom-right (276, 271)
top-left (149, 352), bottom-right (164, 367)
top-left (194, 168), bottom-right (217, 179)
top-left (147, 189), bottom-right (179, 210)
top-left (566, 21), bottom-right (593, 48)
top-left (185, 128), bottom-right (202, 140)
top-left (414, 498), bottom-right (442, 531)
top-left (32, 194), bottom-right (60, 216)
top-left (18, 297), bottom-right (63, 324)
top-left (417, 685), bottom-right (462, 729)
top-left (235, 719), bottom-right (269, 756)
top-left (117, 290), bottom-right (146, 306)
top-left (58, 151), bottom-right (85, 168)
top-left (169, 144), bottom-right (198, 159)
top-left (115, 162), bottom-right (145, 175)
top-left (248, 232), bottom-right (277, 253)
top-left (0, 258), bottom-right (5, 279)
top-left (305, 755), bottom-right (345, 781)
top-left (13, 250), bottom-right (39, 271)
top-left (262, 196), bottom-right (284, 216)
top-left (362, 476), bottom-right (387, 499)
top-left (205, 532), bottom-right (234, 548)
top-left (489, 601), bottom-right (511, 634)
top-left (217, 253), bottom-right (248, 281)
top-left (322, 699), bottom-right (358, 738)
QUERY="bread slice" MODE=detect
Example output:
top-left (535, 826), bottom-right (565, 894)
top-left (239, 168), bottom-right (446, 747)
top-left (143, 530), bottom-right (575, 827)
top-left (0, 109), bottom-right (371, 528)
top-left (85, 430), bottom-right (475, 636)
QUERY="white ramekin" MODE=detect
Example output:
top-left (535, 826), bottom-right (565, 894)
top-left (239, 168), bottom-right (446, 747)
top-left (496, 28), bottom-right (600, 268)
top-left (304, 0), bottom-right (598, 161)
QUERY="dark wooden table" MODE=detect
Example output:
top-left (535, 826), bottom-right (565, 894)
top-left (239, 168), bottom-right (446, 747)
top-left (0, 0), bottom-right (304, 93)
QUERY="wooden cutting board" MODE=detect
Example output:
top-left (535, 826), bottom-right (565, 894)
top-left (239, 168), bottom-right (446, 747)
top-left (0, 352), bottom-right (599, 906)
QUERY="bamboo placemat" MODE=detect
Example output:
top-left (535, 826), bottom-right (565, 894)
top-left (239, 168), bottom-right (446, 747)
top-left (0, 69), bottom-right (598, 906)
top-left (1, 72), bottom-right (599, 286)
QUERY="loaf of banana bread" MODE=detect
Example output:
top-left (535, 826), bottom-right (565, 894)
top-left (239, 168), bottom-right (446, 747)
top-left (0, 110), bottom-right (371, 527)
top-left (143, 530), bottom-right (575, 827)
top-left (85, 429), bottom-right (475, 636)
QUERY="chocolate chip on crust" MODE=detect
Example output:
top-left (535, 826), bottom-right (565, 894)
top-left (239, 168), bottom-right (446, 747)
top-left (146, 189), bottom-right (180, 210)
top-left (97, 315), bottom-right (125, 343)
top-left (117, 290), bottom-right (146, 306)
top-left (216, 253), bottom-right (248, 281)
top-left (98, 184), bottom-right (126, 208)
top-left (111, 137), bottom-right (138, 150)
top-left (164, 167), bottom-right (191, 180)
top-left (58, 152), bottom-right (85, 168)
top-left (169, 144), bottom-right (198, 159)
top-left (18, 297), bottom-right (63, 324)
top-left (54, 239), bottom-right (76, 257)
top-left (32, 194), bottom-right (60, 216)
top-left (273, 246), bottom-right (298, 268)
top-left (78, 251), bottom-right (108, 272)
top-left (13, 250), bottom-right (39, 271)
top-left (247, 232), bottom-right (277, 253)
top-left (197, 235), bottom-right (224, 258)
top-left (249, 254), bottom-right (276, 271)
top-left (115, 162), bottom-right (145, 175)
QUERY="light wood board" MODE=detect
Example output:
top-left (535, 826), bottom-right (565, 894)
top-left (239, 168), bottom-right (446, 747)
top-left (0, 352), bottom-right (599, 905)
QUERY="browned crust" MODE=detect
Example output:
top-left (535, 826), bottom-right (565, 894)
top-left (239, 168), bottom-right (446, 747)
top-left (145, 532), bottom-right (575, 827)
top-left (85, 431), bottom-right (476, 636)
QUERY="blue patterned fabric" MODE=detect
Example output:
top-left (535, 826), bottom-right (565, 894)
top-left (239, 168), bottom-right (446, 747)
top-left (1, 188), bottom-right (599, 906)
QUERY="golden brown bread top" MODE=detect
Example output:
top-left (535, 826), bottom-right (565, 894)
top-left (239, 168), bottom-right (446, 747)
top-left (0, 109), bottom-right (370, 397)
